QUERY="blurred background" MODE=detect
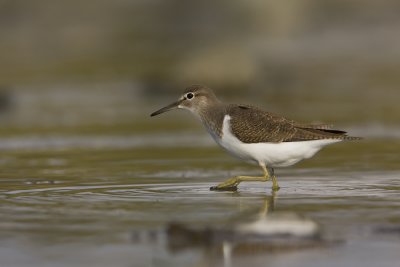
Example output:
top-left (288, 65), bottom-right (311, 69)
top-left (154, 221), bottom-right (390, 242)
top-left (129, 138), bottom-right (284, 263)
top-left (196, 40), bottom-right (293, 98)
top-left (0, 0), bottom-right (399, 135)
top-left (1, 2), bottom-right (400, 267)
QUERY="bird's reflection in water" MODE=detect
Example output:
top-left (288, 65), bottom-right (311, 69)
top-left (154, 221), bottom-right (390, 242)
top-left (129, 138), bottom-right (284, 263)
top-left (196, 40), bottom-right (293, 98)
top-left (165, 191), bottom-right (333, 267)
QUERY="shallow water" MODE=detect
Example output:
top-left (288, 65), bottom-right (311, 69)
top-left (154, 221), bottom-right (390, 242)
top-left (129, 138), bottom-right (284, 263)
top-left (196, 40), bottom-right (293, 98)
top-left (0, 86), bottom-right (398, 266)
top-left (0, 133), bottom-right (399, 267)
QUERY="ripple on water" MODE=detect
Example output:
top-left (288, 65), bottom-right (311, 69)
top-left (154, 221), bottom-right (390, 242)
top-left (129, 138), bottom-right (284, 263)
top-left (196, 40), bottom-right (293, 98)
top-left (2, 171), bottom-right (399, 206)
top-left (1, 182), bottom-right (258, 205)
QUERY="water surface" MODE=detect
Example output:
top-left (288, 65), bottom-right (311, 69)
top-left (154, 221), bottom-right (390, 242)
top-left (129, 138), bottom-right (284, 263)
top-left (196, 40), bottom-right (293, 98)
top-left (0, 133), bottom-right (399, 267)
top-left (0, 86), bottom-right (399, 266)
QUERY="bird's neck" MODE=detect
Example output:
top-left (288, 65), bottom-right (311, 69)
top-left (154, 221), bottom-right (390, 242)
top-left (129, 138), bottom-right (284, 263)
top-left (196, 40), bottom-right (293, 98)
top-left (198, 102), bottom-right (227, 139)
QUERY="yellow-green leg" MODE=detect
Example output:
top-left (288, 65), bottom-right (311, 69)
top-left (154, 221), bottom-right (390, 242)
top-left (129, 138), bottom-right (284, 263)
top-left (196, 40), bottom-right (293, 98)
top-left (269, 167), bottom-right (280, 191)
top-left (210, 164), bottom-right (280, 191)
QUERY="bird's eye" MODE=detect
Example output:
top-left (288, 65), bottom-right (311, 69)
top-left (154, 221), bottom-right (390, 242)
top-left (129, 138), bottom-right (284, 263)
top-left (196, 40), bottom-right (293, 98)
top-left (186, 92), bottom-right (194, 100)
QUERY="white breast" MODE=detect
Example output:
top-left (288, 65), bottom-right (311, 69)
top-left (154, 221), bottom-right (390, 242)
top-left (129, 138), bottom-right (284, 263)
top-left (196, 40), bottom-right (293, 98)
top-left (213, 115), bottom-right (341, 168)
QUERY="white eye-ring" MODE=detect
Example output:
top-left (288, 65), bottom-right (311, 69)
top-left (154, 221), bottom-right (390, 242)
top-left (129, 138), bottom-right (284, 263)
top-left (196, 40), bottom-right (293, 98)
top-left (186, 92), bottom-right (194, 100)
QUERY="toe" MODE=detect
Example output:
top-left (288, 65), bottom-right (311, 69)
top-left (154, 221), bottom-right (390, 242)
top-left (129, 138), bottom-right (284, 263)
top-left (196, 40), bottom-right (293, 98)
top-left (272, 185), bottom-right (280, 191)
top-left (210, 185), bottom-right (238, 191)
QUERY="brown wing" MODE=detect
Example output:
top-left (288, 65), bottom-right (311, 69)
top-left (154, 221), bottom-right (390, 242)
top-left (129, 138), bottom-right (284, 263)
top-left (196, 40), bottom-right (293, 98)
top-left (292, 122), bottom-right (333, 130)
top-left (227, 105), bottom-right (356, 143)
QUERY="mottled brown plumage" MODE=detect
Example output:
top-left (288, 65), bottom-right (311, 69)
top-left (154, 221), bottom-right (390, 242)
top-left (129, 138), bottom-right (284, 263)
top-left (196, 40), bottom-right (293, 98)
top-left (181, 85), bottom-right (360, 143)
top-left (226, 104), bottom-right (360, 143)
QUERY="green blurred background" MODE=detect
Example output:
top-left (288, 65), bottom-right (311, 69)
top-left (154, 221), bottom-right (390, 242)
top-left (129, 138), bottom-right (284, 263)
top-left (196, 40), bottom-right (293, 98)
top-left (0, 2), bottom-right (399, 266)
top-left (0, 0), bottom-right (399, 133)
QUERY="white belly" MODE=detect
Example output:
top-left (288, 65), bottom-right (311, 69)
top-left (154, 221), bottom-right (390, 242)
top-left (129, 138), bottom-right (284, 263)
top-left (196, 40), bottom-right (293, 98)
top-left (212, 115), bottom-right (341, 167)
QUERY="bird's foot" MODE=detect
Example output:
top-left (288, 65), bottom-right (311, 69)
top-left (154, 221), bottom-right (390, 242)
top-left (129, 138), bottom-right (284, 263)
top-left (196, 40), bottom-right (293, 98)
top-left (210, 185), bottom-right (238, 191)
top-left (271, 176), bottom-right (280, 191)
top-left (271, 185), bottom-right (280, 191)
top-left (210, 177), bottom-right (240, 191)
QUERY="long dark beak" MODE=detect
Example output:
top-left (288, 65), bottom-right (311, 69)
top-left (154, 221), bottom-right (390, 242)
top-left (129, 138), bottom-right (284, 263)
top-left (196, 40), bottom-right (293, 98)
top-left (150, 99), bottom-right (183, 117)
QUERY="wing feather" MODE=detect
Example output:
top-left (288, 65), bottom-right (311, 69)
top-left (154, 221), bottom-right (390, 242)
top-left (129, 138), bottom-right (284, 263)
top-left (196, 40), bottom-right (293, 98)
top-left (227, 105), bottom-right (355, 143)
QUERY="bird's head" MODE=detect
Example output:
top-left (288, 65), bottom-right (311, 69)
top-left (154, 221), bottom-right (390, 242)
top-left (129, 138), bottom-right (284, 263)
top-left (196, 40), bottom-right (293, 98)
top-left (150, 85), bottom-right (220, 117)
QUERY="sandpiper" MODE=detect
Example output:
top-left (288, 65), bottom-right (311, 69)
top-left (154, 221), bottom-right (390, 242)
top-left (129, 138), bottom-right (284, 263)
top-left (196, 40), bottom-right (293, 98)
top-left (150, 85), bottom-right (361, 191)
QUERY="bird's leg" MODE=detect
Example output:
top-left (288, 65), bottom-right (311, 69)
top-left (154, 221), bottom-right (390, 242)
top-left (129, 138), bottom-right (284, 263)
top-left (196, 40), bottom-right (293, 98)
top-left (210, 164), bottom-right (273, 191)
top-left (268, 167), bottom-right (280, 191)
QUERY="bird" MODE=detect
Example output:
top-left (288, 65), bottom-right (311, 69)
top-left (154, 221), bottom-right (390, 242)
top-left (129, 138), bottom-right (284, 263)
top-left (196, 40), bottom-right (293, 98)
top-left (150, 85), bottom-right (361, 191)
